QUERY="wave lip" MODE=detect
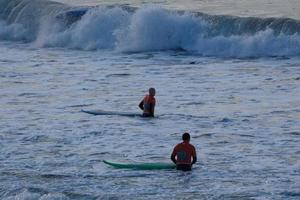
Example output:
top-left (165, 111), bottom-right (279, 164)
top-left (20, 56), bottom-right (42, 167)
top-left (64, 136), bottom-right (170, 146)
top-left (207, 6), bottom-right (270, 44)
top-left (0, 0), bottom-right (300, 58)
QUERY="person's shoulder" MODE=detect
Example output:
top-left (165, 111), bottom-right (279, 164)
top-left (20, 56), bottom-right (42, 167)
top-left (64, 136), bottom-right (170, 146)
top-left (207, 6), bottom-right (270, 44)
top-left (174, 142), bottom-right (182, 148)
top-left (189, 143), bottom-right (196, 149)
top-left (149, 95), bottom-right (156, 102)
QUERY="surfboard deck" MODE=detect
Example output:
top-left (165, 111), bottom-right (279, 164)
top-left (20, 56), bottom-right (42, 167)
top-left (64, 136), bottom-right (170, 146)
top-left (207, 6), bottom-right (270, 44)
top-left (103, 160), bottom-right (176, 170)
top-left (81, 109), bottom-right (141, 117)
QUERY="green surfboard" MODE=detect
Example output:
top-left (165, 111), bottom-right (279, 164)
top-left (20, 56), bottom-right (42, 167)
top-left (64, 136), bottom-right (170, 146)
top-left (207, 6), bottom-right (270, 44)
top-left (103, 160), bottom-right (176, 170)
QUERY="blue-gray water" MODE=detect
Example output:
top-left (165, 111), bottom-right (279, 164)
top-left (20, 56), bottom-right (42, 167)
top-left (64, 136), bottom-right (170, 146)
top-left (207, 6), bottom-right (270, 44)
top-left (1, 0), bottom-right (300, 199)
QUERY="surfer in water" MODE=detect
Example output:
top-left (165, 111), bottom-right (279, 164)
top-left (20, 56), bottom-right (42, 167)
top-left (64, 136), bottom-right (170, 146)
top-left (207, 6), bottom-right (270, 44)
top-left (139, 88), bottom-right (156, 117)
top-left (171, 132), bottom-right (197, 171)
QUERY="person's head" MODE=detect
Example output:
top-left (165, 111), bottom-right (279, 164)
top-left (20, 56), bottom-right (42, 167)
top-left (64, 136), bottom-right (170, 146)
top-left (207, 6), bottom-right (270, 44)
top-left (149, 88), bottom-right (156, 96)
top-left (182, 132), bottom-right (190, 142)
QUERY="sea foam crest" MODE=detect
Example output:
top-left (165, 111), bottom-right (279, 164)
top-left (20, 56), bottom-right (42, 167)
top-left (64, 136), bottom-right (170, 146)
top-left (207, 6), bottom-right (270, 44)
top-left (1, 0), bottom-right (300, 58)
top-left (35, 7), bottom-right (130, 50)
top-left (116, 6), bottom-right (204, 52)
top-left (0, 20), bottom-right (28, 41)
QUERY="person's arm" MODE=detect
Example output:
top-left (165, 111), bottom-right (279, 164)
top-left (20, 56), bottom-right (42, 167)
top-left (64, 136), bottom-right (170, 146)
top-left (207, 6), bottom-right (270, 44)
top-left (171, 147), bottom-right (177, 164)
top-left (192, 156), bottom-right (197, 165)
top-left (149, 98), bottom-right (155, 117)
top-left (149, 103), bottom-right (155, 117)
top-left (171, 154), bottom-right (176, 164)
top-left (138, 100), bottom-right (144, 110)
top-left (192, 147), bottom-right (197, 165)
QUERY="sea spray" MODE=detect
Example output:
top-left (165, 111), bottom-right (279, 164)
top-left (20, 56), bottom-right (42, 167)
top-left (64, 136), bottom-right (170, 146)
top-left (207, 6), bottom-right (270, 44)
top-left (1, 0), bottom-right (300, 57)
top-left (0, 20), bottom-right (28, 41)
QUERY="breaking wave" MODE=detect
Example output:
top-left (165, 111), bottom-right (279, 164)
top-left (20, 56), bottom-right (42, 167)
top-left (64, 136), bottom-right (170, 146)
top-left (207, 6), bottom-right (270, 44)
top-left (1, 0), bottom-right (300, 57)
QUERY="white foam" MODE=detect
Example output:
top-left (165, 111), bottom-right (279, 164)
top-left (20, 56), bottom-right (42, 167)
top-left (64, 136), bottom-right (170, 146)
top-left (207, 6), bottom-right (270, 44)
top-left (191, 29), bottom-right (300, 57)
top-left (0, 20), bottom-right (29, 41)
top-left (1, 4), bottom-right (300, 57)
top-left (35, 7), bottom-right (130, 50)
top-left (116, 6), bottom-right (203, 52)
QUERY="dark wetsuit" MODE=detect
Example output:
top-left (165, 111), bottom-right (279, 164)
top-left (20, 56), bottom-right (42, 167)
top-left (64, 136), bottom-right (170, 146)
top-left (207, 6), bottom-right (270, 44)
top-left (171, 141), bottom-right (197, 171)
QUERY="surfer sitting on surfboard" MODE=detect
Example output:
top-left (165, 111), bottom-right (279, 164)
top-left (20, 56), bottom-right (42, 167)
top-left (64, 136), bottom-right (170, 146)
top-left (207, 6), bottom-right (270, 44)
top-left (171, 132), bottom-right (197, 171)
top-left (139, 88), bottom-right (156, 117)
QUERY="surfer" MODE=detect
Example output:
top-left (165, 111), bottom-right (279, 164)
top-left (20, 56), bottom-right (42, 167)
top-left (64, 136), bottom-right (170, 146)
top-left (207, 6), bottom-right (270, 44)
top-left (171, 132), bottom-right (197, 171)
top-left (139, 88), bottom-right (156, 117)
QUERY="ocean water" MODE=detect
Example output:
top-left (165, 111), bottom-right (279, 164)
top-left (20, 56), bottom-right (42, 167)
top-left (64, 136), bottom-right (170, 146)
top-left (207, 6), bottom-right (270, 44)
top-left (0, 0), bottom-right (300, 199)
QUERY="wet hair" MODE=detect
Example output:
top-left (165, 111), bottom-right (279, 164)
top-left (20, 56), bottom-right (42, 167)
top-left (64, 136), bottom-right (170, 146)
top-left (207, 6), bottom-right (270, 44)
top-left (149, 88), bottom-right (155, 92)
top-left (149, 88), bottom-right (156, 95)
top-left (182, 132), bottom-right (190, 141)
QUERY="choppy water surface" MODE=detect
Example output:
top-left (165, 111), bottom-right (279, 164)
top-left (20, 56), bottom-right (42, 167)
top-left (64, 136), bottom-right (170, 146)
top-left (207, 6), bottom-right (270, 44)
top-left (0, 42), bottom-right (299, 199)
top-left (1, 0), bottom-right (300, 199)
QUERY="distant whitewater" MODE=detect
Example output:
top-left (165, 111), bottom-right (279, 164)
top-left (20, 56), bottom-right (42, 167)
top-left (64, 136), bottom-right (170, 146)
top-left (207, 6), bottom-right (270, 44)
top-left (1, 0), bottom-right (300, 57)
